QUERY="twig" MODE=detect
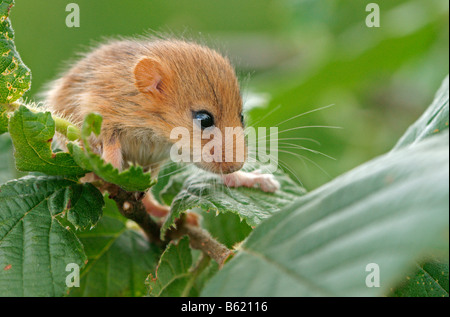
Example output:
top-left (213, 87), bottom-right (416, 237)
top-left (102, 182), bottom-right (234, 267)
top-left (104, 183), bottom-right (163, 246)
top-left (170, 218), bottom-right (234, 268)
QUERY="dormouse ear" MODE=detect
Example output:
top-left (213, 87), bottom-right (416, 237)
top-left (134, 57), bottom-right (164, 95)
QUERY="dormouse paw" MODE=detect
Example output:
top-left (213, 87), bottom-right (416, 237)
top-left (222, 170), bottom-right (280, 193)
top-left (251, 171), bottom-right (281, 192)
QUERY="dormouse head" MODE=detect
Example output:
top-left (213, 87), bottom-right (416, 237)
top-left (133, 39), bottom-right (246, 174)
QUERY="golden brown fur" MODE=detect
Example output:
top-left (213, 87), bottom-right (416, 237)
top-left (44, 38), bottom-right (245, 175)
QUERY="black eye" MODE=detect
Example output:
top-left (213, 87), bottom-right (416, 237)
top-left (193, 110), bottom-right (214, 129)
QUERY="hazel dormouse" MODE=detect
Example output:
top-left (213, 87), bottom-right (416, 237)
top-left (44, 38), bottom-right (279, 217)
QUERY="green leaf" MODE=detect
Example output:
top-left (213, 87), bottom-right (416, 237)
top-left (0, 175), bottom-right (105, 296)
top-left (68, 113), bottom-right (156, 192)
top-left (391, 259), bottom-right (449, 297)
top-left (0, 105), bottom-right (8, 135)
top-left (393, 76), bottom-right (449, 150)
top-left (8, 106), bottom-right (86, 176)
top-left (151, 162), bottom-right (182, 205)
top-left (146, 237), bottom-right (218, 297)
top-left (201, 131), bottom-right (449, 296)
top-left (153, 163), bottom-right (191, 206)
top-left (146, 236), bottom-right (193, 297)
top-left (0, 0), bottom-right (31, 103)
top-left (69, 143), bottom-right (155, 192)
top-left (49, 182), bottom-right (104, 230)
top-left (160, 163), bottom-right (306, 238)
top-left (200, 209), bottom-right (252, 249)
top-left (190, 259), bottom-right (218, 297)
top-left (69, 195), bottom-right (160, 297)
top-left (0, 134), bottom-right (22, 183)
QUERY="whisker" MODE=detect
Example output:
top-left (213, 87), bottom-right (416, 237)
top-left (246, 104), bottom-right (282, 127)
top-left (248, 150), bottom-right (305, 188)
top-left (277, 159), bottom-right (305, 188)
top-left (277, 149), bottom-right (332, 179)
top-left (156, 163), bottom-right (190, 180)
top-left (258, 154), bottom-right (305, 188)
top-left (147, 159), bottom-right (172, 168)
top-left (256, 125), bottom-right (343, 142)
top-left (274, 104), bottom-right (335, 127)
top-left (262, 137), bottom-right (321, 146)
top-left (278, 143), bottom-right (336, 160)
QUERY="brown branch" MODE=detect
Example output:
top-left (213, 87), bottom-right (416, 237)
top-left (102, 182), bottom-right (233, 266)
top-left (103, 183), bottom-right (163, 246)
top-left (175, 223), bottom-right (234, 268)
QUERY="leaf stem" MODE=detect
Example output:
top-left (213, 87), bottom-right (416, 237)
top-left (1, 101), bottom-right (81, 141)
top-left (181, 253), bottom-right (211, 297)
top-left (53, 116), bottom-right (81, 141)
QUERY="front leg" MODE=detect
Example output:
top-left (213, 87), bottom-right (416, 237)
top-left (102, 137), bottom-right (123, 170)
top-left (222, 170), bottom-right (280, 193)
top-left (80, 135), bottom-right (124, 183)
top-left (102, 139), bottom-right (170, 218)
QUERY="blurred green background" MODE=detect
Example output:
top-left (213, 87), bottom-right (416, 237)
top-left (2, 0), bottom-right (449, 189)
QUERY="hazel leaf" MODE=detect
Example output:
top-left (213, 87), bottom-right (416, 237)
top-left (159, 162), bottom-right (306, 238)
top-left (0, 0), bottom-right (31, 104)
top-left (8, 105), bottom-right (86, 176)
top-left (68, 113), bottom-right (156, 192)
top-left (0, 175), bottom-right (104, 296)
